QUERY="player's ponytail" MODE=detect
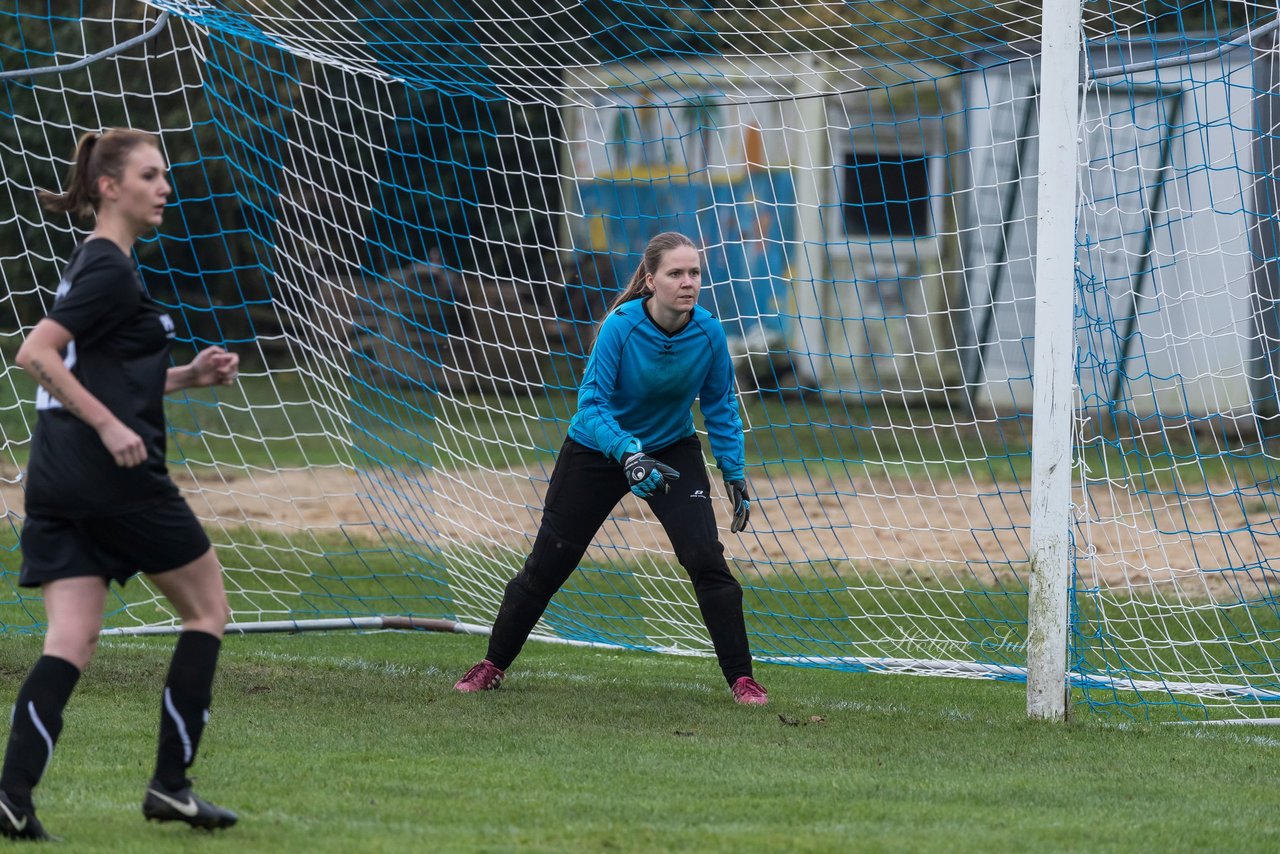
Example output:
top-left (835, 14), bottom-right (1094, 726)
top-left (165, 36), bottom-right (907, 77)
top-left (38, 128), bottom-right (159, 220)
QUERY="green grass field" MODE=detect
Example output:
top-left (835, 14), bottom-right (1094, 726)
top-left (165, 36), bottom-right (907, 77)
top-left (0, 630), bottom-right (1277, 853)
top-left (2, 363), bottom-right (1280, 847)
top-left (8, 520), bottom-right (1278, 727)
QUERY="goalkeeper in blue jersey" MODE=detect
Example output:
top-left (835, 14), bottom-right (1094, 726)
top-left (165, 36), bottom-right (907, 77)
top-left (455, 231), bottom-right (768, 705)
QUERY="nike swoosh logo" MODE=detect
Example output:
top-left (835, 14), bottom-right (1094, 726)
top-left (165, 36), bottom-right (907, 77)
top-left (149, 789), bottom-right (199, 817)
top-left (0, 800), bottom-right (26, 831)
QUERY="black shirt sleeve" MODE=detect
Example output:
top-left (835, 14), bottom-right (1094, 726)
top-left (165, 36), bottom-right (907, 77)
top-left (46, 244), bottom-right (141, 349)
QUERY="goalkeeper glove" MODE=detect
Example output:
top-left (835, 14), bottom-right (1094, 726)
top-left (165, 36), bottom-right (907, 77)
top-left (725, 478), bottom-right (751, 533)
top-left (623, 451), bottom-right (680, 499)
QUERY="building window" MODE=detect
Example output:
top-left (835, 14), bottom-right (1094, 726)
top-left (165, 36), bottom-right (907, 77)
top-left (841, 152), bottom-right (931, 238)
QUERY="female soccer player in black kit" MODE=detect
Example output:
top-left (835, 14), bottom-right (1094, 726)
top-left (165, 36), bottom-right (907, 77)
top-left (454, 231), bottom-right (768, 705)
top-left (0, 129), bottom-right (239, 840)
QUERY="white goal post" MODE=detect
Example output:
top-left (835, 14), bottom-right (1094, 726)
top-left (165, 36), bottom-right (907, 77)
top-left (1026, 0), bottom-right (1083, 722)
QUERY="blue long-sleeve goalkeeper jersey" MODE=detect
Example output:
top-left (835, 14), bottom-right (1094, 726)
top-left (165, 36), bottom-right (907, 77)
top-left (567, 298), bottom-right (745, 482)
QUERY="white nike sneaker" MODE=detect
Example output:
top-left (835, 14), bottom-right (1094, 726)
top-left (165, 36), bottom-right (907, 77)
top-left (142, 781), bottom-right (238, 830)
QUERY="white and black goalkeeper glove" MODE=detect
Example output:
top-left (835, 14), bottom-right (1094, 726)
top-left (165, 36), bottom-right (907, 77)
top-left (623, 451), bottom-right (680, 499)
top-left (725, 478), bottom-right (751, 533)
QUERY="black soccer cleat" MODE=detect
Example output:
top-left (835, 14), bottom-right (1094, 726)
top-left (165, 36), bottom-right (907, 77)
top-left (0, 790), bottom-right (51, 842)
top-left (142, 781), bottom-right (237, 831)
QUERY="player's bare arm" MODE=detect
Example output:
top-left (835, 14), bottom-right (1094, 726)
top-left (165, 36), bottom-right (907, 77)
top-left (165, 346), bottom-right (240, 393)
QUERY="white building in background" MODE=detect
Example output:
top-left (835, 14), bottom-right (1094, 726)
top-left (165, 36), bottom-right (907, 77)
top-left (957, 35), bottom-right (1278, 423)
top-left (558, 54), bottom-right (962, 399)
top-left (558, 39), bottom-right (1279, 422)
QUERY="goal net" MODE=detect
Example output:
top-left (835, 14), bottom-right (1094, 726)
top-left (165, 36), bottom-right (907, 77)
top-left (1, 0), bottom-right (1278, 721)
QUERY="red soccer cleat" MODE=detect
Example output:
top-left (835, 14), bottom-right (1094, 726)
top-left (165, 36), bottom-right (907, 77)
top-left (731, 676), bottom-right (769, 706)
top-left (454, 659), bottom-right (505, 692)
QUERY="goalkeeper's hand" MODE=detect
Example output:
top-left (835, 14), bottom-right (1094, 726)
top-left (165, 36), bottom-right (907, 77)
top-left (623, 451), bottom-right (680, 499)
top-left (725, 478), bottom-right (751, 533)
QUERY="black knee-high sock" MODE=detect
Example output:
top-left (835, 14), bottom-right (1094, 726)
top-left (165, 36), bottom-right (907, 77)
top-left (0, 656), bottom-right (81, 808)
top-left (153, 631), bottom-right (221, 791)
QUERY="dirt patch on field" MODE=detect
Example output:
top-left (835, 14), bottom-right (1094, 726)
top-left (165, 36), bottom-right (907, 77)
top-left (2, 464), bottom-right (1275, 596)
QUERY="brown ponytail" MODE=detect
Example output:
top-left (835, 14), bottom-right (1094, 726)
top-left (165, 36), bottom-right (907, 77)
top-left (38, 128), bottom-right (160, 220)
top-left (604, 231), bottom-right (697, 314)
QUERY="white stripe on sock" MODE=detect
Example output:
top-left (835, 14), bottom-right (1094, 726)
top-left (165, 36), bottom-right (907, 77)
top-left (162, 688), bottom-right (193, 765)
top-left (26, 702), bottom-right (54, 780)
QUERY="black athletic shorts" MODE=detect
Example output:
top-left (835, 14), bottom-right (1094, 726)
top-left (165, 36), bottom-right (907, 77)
top-left (18, 495), bottom-right (211, 588)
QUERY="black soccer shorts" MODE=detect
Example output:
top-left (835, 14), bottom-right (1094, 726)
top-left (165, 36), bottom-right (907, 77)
top-left (19, 496), bottom-right (212, 588)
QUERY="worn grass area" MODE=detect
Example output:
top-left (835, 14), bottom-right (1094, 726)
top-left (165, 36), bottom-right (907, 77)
top-left (4, 524), bottom-right (1280, 725)
top-left (0, 631), bottom-right (1277, 852)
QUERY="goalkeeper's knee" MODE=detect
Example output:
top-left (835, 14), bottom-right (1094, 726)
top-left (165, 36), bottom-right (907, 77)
top-left (677, 543), bottom-right (735, 584)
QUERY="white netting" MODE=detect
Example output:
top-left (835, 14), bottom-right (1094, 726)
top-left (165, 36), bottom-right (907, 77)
top-left (0, 1), bottom-right (1276, 720)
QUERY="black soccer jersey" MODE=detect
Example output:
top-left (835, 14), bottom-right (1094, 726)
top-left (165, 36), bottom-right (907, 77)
top-left (24, 239), bottom-right (180, 517)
